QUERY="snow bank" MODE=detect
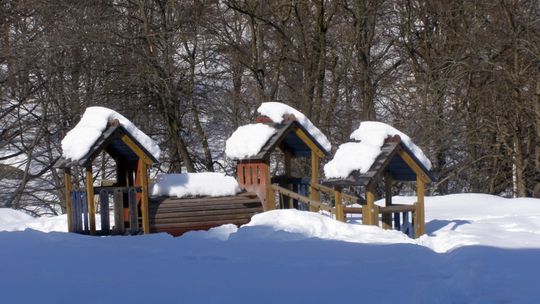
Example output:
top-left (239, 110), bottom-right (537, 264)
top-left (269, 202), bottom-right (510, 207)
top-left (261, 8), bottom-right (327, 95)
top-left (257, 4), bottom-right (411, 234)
top-left (0, 208), bottom-right (67, 232)
top-left (242, 209), bottom-right (413, 244)
top-left (151, 173), bottom-right (241, 198)
top-left (324, 121), bottom-right (431, 178)
top-left (225, 123), bottom-right (276, 159)
top-left (61, 106), bottom-right (161, 161)
top-left (257, 102), bottom-right (332, 152)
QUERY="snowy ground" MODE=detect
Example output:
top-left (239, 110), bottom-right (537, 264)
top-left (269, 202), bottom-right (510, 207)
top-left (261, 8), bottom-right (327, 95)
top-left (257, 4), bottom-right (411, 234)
top-left (1, 194), bottom-right (539, 303)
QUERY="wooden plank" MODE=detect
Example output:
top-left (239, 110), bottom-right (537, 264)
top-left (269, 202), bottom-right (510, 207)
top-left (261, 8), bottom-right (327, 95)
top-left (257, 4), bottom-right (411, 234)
top-left (99, 190), bottom-right (110, 234)
top-left (309, 151), bottom-right (320, 212)
top-left (150, 204), bottom-right (263, 214)
top-left (75, 191), bottom-right (83, 233)
top-left (139, 160), bottom-right (150, 234)
top-left (151, 195), bottom-right (260, 206)
top-left (379, 204), bottom-right (416, 213)
top-left (70, 191), bottom-right (78, 233)
top-left (85, 166), bottom-right (96, 235)
top-left (311, 183), bottom-right (359, 204)
top-left (415, 177), bottom-right (426, 238)
top-left (63, 168), bottom-right (73, 233)
top-left (94, 186), bottom-right (142, 193)
top-left (150, 213), bottom-right (255, 225)
top-left (149, 200), bottom-right (262, 211)
top-left (402, 211), bottom-right (409, 234)
top-left (128, 188), bottom-right (139, 235)
top-left (151, 217), bottom-right (254, 229)
top-left (82, 191), bottom-right (89, 232)
top-left (150, 206), bottom-right (263, 219)
top-left (72, 191), bottom-right (78, 233)
top-left (113, 189), bottom-right (125, 234)
top-left (343, 207), bottom-right (363, 214)
top-left (272, 184), bottom-right (323, 209)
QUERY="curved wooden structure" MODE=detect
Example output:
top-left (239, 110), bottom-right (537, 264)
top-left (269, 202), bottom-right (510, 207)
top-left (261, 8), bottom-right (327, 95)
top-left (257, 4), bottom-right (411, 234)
top-left (148, 192), bottom-right (263, 236)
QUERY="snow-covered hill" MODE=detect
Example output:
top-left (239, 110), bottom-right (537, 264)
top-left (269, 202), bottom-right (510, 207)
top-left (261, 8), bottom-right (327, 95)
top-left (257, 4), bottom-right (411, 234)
top-left (1, 194), bottom-right (539, 303)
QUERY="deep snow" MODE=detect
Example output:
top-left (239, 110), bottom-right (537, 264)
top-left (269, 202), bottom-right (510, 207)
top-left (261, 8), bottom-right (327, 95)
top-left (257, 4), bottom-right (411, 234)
top-left (1, 193), bottom-right (539, 303)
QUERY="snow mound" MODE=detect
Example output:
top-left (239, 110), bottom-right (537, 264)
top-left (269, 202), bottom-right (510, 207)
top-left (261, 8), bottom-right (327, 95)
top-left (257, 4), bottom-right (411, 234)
top-left (242, 209), bottom-right (413, 244)
top-left (257, 102), bottom-right (332, 153)
top-left (225, 123), bottom-right (276, 159)
top-left (0, 208), bottom-right (67, 232)
top-left (151, 173), bottom-right (241, 198)
top-left (61, 106), bottom-right (160, 161)
top-left (324, 121), bottom-right (431, 178)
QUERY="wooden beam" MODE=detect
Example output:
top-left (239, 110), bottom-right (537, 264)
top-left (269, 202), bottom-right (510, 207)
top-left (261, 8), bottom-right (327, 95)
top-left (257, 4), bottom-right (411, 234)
top-left (85, 166), bottom-right (96, 235)
top-left (293, 127), bottom-right (325, 158)
top-left (334, 187), bottom-right (344, 222)
top-left (311, 183), bottom-right (359, 204)
top-left (63, 168), bottom-right (73, 232)
top-left (309, 151), bottom-right (320, 211)
top-left (364, 182), bottom-right (376, 225)
top-left (397, 148), bottom-right (432, 183)
top-left (121, 134), bottom-right (153, 165)
top-left (271, 184), bottom-right (324, 209)
top-left (415, 176), bottom-right (426, 238)
top-left (139, 159), bottom-right (150, 234)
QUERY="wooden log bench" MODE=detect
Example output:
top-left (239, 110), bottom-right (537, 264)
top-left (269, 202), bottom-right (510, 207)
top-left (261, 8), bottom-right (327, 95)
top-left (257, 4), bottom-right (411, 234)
top-left (148, 192), bottom-right (263, 236)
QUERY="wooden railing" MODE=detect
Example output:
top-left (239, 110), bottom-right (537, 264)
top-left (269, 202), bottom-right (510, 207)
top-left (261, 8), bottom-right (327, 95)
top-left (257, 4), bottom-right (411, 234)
top-left (69, 187), bottom-right (141, 235)
top-left (269, 181), bottom-right (418, 238)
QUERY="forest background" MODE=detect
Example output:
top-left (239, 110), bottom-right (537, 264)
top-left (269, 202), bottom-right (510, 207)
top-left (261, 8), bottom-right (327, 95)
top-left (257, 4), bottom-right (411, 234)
top-left (1, 0), bottom-right (539, 215)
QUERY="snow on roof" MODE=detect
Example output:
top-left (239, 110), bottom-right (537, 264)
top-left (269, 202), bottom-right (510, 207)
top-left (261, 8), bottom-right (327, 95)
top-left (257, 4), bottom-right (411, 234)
top-left (257, 102), bottom-right (332, 153)
top-left (324, 121), bottom-right (431, 179)
top-left (225, 123), bottom-right (276, 159)
top-left (151, 173), bottom-right (240, 198)
top-left (61, 107), bottom-right (161, 162)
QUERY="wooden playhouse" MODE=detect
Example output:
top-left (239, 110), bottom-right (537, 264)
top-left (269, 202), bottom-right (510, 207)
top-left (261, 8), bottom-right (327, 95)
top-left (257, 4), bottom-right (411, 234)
top-left (57, 112), bottom-right (262, 236)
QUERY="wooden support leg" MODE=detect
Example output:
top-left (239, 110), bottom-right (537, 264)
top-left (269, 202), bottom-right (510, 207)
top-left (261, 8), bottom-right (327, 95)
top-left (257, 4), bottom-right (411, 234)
top-left (334, 187), bottom-right (344, 222)
top-left (415, 177), bottom-right (426, 238)
top-left (364, 183), bottom-right (376, 225)
top-left (85, 166), bottom-right (96, 235)
top-left (63, 168), bottom-right (73, 233)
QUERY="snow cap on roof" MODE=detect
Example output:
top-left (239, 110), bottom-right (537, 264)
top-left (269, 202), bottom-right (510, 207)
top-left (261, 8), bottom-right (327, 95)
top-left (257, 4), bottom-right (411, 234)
top-left (151, 173), bottom-right (240, 198)
top-left (225, 123), bottom-right (277, 159)
top-left (324, 121), bottom-right (431, 179)
top-left (257, 102), bottom-right (332, 153)
top-left (61, 106), bottom-right (161, 162)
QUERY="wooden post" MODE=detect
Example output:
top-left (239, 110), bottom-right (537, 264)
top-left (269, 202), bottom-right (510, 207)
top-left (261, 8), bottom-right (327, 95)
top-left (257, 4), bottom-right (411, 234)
top-left (309, 151), bottom-right (320, 212)
top-left (415, 176), bottom-right (426, 238)
top-left (63, 168), bottom-right (73, 232)
top-left (334, 187), bottom-right (344, 222)
top-left (139, 159), bottom-right (150, 234)
top-left (266, 161), bottom-right (275, 210)
top-left (85, 166), bottom-right (96, 235)
top-left (382, 174), bottom-right (393, 229)
top-left (364, 182), bottom-right (376, 225)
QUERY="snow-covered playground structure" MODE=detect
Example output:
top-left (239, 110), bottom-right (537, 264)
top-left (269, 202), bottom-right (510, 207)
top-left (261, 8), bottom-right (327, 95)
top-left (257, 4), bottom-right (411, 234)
top-left (57, 103), bottom-right (433, 238)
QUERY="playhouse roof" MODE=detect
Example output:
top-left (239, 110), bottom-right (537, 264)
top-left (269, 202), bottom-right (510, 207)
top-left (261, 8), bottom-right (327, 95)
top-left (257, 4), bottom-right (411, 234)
top-left (226, 119), bottom-right (330, 161)
top-left (225, 102), bottom-right (331, 160)
top-left (60, 107), bottom-right (160, 162)
top-left (56, 107), bottom-right (160, 168)
top-left (323, 121), bottom-right (433, 186)
top-left (56, 124), bottom-right (159, 168)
